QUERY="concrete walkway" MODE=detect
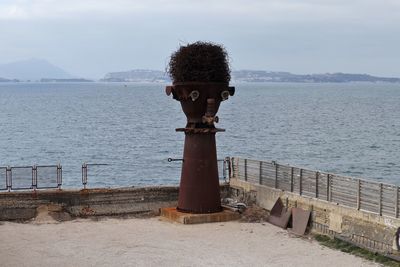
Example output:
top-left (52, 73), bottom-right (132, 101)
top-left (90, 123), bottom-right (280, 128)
top-left (0, 217), bottom-right (379, 267)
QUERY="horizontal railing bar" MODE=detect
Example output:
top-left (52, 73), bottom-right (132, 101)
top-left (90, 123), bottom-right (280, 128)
top-left (36, 165), bottom-right (59, 168)
top-left (0, 165), bottom-right (59, 168)
top-left (9, 187), bottom-right (34, 190)
top-left (36, 186), bottom-right (60, 189)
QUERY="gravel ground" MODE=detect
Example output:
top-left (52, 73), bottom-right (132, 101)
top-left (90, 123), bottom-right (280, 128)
top-left (0, 217), bottom-right (380, 267)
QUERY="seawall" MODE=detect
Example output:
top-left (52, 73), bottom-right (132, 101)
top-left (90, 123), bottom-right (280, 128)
top-left (229, 177), bottom-right (400, 257)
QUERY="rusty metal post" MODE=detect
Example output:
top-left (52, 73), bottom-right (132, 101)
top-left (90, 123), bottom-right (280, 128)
top-left (166, 83), bottom-right (234, 213)
top-left (274, 162), bottom-right (278, 189)
top-left (244, 159), bottom-right (248, 181)
top-left (379, 183), bottom-right (383, 216)
top-left (299, 169), bottom-right (303, 196)
top-left (357, 179), bottom-right (361, 210)
top-left (396, 186), bottom-right (399, 218)
top-left (327, 174), bottom-right (331, 201)
top-left (290, 167), bottom-right (294, 192)
top-left (328, 174), bottom-right (332, 201)
top-left (315, 171), bottom-right (319, 198)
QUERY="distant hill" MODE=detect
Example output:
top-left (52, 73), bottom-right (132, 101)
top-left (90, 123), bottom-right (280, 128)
top-left (232, 70), bottom-right (400, 83)
top-left (0, 58), bottom-right (74, 81)
top-left (40, 78), bottom-right (93, 82)
top-left (101, 69), bottom-right (400, 83)
top-left (0, 77), bottom-right (19, 82)
top-left (101, 69), bottom-right (169, 82)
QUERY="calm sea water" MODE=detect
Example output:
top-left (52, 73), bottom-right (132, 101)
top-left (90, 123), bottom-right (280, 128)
top-left (0, 82), bottom-right (399, 187)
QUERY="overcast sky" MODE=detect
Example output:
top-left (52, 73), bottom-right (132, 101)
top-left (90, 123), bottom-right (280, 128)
top-left (0, 0), bottom-right (399, 79)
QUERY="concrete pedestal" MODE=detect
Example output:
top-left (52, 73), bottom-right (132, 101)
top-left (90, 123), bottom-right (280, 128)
top-left (160, 207), bottom-right (240, 224)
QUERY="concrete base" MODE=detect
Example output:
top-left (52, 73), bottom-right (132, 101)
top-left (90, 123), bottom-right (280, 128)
top-left (160, 207), bottom-right (241, 224)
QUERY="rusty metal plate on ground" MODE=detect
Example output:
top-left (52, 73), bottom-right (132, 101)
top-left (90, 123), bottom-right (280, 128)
top-left (268, 210), bottom-right (292, 229)
top-left (290, 208), bottom-right (311, 236)
top-left (270, 197), bottom-right (284, 216)
top-left (268, 198), bottom-right (291, 229)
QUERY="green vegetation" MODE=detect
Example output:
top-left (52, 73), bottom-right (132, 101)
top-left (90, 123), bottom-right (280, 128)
top-left (315, 235), bottom-right (400, 266)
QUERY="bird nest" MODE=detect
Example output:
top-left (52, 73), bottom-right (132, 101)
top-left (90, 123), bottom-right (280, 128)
top-left (167, 41), bottom-right (231, 84)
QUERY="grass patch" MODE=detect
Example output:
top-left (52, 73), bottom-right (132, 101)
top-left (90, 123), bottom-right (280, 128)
top-left (315, 235), bottom-right (399, 266)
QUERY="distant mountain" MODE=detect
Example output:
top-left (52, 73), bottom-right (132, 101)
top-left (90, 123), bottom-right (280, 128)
top-left (231, 70), bottom-right (400, 83)
top-left (101, 69), bottom-right (169, 82)
top-left (101, 69), bottom-right (400, 83)
top-left (0, 77), bottom-right (19, 82)
top-left (40, 78), bottom-right (93, 82)
top-left (0, 58), bottom-right (74, 81)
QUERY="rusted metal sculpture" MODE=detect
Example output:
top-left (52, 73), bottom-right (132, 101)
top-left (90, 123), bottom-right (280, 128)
top-left (166, 42), bottom-right (234, 213)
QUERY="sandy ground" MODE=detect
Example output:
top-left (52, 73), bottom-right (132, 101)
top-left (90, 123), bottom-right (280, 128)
top-left (0, 217), bottom-right (380, 267)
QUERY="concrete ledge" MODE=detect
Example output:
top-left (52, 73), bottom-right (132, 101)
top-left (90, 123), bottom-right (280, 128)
top-left (160, 207), bottom-right (240, 224)
top-left (0, 186), bottom-right (179, 220)
top-left (0, 184), bottom-right (230, 221)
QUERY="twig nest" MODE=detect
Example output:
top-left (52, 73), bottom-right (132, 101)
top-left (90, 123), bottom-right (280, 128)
top-left (168, 41), bottom-right (231, 84)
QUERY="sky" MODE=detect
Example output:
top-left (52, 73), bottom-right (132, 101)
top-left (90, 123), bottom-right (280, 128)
top-left (0, 0), bottom-right (400, 79)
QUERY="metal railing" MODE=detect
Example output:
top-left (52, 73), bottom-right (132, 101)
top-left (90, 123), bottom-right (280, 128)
top-left (167, 157), bottom-right (231, 182)
top-left (81, 163), bottom-right (109, 189)
top-left (232, 157), bottom-right (400, 218)
top-left (0, 164), bottom-right (62, 191)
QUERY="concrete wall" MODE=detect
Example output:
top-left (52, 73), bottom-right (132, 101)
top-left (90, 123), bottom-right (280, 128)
top-left (0, 186), bottom-right (178, 220)
top-left (0, 185), bottom-right (230, 221)
top-left (229, 178), bottom-right (400, 256)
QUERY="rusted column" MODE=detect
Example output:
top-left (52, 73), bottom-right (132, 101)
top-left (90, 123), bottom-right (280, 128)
top-left (166, 83), bottom-right (234, 213)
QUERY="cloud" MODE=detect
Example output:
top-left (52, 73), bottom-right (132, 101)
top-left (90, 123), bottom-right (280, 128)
top-left (1, 0), bottom-right (400, 77)
top-left (1, 0), bottom-right (399, 24)
top-left (0, 3), bottom-right (28, 19)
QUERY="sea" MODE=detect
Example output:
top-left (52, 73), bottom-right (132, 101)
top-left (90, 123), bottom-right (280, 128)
top-left (0, 82), bottom-right (399, 188)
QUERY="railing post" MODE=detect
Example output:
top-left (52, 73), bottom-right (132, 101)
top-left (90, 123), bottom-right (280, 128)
top-left (259, 161), bottom-right (263, 185)
top-left (226, 157), bottom-right (232, 180)
top-left (327, 174), bottom-right (332, 201)
top-left (275, 163), bottom-right (278, 189)
top-left (379, 183), bottom-right (383, 216)
top-left (222, 159), bottom-right (227, 182)
top-left (290, 167), bottom-right (294, 192)
top-left (357, 179), bottom-right (361, 210)
top-left (231, 157), bottom-right (236, 178)
top-left (315, 171), bottom-right (319, 198)
top-left (82, 163), bottom-right (88, 189)
top-left (6, 166), bottom-right (11, 192)
top-left (244, 159), bottom-right (248, 181)
top-left (57, 164), bottom-right (62, 189)
top-left (32, 165), bottom-right (37, 190)
top-left (299, 168), bottom-right (303, 195)
top-left (395, 186), bottom-right (399, 218)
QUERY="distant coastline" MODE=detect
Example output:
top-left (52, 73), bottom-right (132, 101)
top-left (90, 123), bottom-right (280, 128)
top-left (99, 69), bottom-right (400, 84)
top-left (1, 60), bottom-right (400, 84)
